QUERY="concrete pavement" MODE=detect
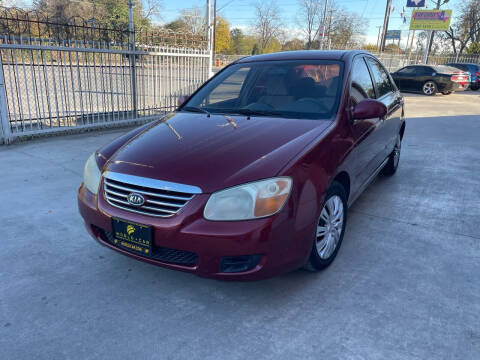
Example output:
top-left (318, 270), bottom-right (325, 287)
top-left (0, 95), bottom-right (479, 359)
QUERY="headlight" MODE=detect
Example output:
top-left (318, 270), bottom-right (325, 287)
top-left (83, 153), bottom-right (101, 195)
top-left (204, 177), bottom-right (292, 221)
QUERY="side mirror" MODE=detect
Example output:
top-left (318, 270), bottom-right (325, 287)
top-left (352, 99), bottom-right (387, 120)
top-left (177, 95), bottom-right (189, 107)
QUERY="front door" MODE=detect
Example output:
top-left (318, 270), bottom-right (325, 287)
top-left (348, 56), bottom-right (385, 192)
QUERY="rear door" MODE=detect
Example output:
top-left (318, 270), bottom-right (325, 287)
top-left (413, 66), bottom-right (434, 92)
top-left (365, 57), bottom-right (403, 161)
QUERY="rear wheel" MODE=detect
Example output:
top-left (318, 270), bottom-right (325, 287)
top-left (471, 84), bottom-right (479, 91)
top-left (381, 133), bottom-right (402, 176)
top-left (304, 182), bottom-right (347, 271)
top-left (422, 81), bottom-right (437, 96)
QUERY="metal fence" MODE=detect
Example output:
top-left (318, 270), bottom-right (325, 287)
top-left (0, 7), bottom-right (210, 144)
top-left (215, 52), bottom-right (480, 73)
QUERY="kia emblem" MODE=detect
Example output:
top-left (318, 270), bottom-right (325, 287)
top-left (127, 193), bottom-right (145, 207)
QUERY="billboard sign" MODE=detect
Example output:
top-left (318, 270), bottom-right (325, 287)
top-left (385, 30), bottom-right (401, 40)
top-left (409, 9), bottom-right (452, 31)
top-left (407, 0), bottom-right (425, 7)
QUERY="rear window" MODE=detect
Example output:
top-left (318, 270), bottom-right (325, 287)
top-left (434, 65), bottom-right (461, 74)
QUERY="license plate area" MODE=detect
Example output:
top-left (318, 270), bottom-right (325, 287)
top-left (111, 218), bottom-right (152, 257)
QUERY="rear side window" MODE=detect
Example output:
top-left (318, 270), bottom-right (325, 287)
top-left (366, 58), bottom-right (394, 98)
top-left (350, 57), bottom-right (375, 104)
top-left (415, 66), bottom-right (433, 75)
top-left (397, 67), bottom-right (415, 75)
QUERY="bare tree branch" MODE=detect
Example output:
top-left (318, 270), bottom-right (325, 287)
top-left (252, 1), bottom-right (283, 51)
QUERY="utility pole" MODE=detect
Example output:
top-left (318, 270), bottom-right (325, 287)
top-left (206, 0), bottom-right (213, 77)
top-left (380, 0), bottom-right (392, 53)
top-left (213, 0), bottom-right (217, 57)
top-left (376, 25), bottom-right (382, 50)
top-left (327, 10), bottom-right (334, 50)
top-left (319, 0), bottom-right (329, 50)
top-left (424, 0), bottom-right (444, 64)
top-left (128, 0), bottom-right (137, 116)
top-left (407, 29), bottom-right (416, 64)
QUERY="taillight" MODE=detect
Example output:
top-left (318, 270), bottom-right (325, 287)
top-left (451, 75), bottom-right (459, 82)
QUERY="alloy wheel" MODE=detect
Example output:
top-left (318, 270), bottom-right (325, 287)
top-left (423, 82), bottom-right (435, 95)
top-left (316, 195), bottom-right (344, 259)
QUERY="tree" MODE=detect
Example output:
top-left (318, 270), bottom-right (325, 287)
top-left (228, 28), bottom-right (256, 54)
top-left (180, 6), bottom-right (205, 35)
top-left (362, 44), bottom-right (378, 52)
top-left (282, 38), bottom-right (305, 51)
top-left (32, 0), bottom-right (160, 31)
top-left (444, 0), bottom-right (480, 56)
top-left (327, 8), bottom-right (364, 49)
top-left (215, 17), bottom-right (231, 53)
top-left (466, 42), bottom-right (480, 55)
top-left (263, 38), bottom-right (282, 53)
top-left (252, 1), bottom-right (283, 52)
top-left (296, 0), bottom-right (323, 49)
top-left (164, 19), bottom-right (188, 33)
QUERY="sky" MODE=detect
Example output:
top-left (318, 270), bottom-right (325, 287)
top-left (19, 0), bottom-right (464, 46)
top-left (158, 0), bottom-right (463, 46)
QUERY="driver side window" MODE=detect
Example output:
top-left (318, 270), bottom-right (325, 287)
top-left (206, 67), bottom-right (250, 107)
top-left (350, 58), bottom-right (375, 105)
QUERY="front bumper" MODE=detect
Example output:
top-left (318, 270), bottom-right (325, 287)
top-left (78, 184), bottom-right (313, 280)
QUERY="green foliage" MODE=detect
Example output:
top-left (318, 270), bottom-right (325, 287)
top-left (215, 17), bottom-right (231, 53)
top-left (263, 38), bottom-right (282, 53)
top-left (282, 38), bottom-right (305, 51)
top-left (362, 44), bottom-right (379, 52)
top-left (466, 42), bottom-right (480, 54)
top-left (228, 28), bottom-right (256, 55)
top-left (33, 0), bottom-right (153, 31)
top-left (164, 19), bottom-right (188, 33)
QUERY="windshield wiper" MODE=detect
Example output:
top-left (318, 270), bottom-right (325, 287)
top-left (182, 106), bottom-right (211, 117)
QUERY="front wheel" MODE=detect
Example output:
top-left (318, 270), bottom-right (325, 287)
top-left (422, 81), bottom-right (437, 96)
top-left (304, 182), bottom-right (347, 271)
top-left (471, 84), bottom-right (479, 91)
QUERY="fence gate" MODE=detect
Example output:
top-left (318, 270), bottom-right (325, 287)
top-left (0, 7), bottom-right (210, 144)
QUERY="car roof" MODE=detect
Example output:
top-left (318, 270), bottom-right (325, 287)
top-left (234, 50), bottom-right (370, 64)
top-left (446, 63), bottom-right (478, 66)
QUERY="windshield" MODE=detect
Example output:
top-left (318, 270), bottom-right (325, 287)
top-left (183, 60), bottom-right (344, 120)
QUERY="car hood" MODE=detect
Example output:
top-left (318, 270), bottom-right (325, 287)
top-left (104, 112), bottom-right (331, 193)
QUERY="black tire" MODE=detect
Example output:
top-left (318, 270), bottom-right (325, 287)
top-left (422, 81), bottom-right (437, 96)
top-left (381, 133), bottom-right (402, 176)
top-left (471, 84), bottom-right (479, 91)
top-left (304, 181), bottom-right (348, 271)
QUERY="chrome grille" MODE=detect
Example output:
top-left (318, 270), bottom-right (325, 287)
top-left (103, 171), bottom-right (202, 218)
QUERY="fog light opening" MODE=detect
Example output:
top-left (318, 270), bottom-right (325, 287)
top-left (219, 254), bottom-right (262, 273)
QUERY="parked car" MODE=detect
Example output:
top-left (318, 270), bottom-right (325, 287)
top-left (445, 62), bottom-right (480, 90)
top-left (78, 50), bottom-right (405, 280)
top-left (391, 64), bottom-right (469, 95)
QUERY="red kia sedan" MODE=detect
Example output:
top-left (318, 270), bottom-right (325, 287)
top-left (78, 50), bottom-right (405, 280)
